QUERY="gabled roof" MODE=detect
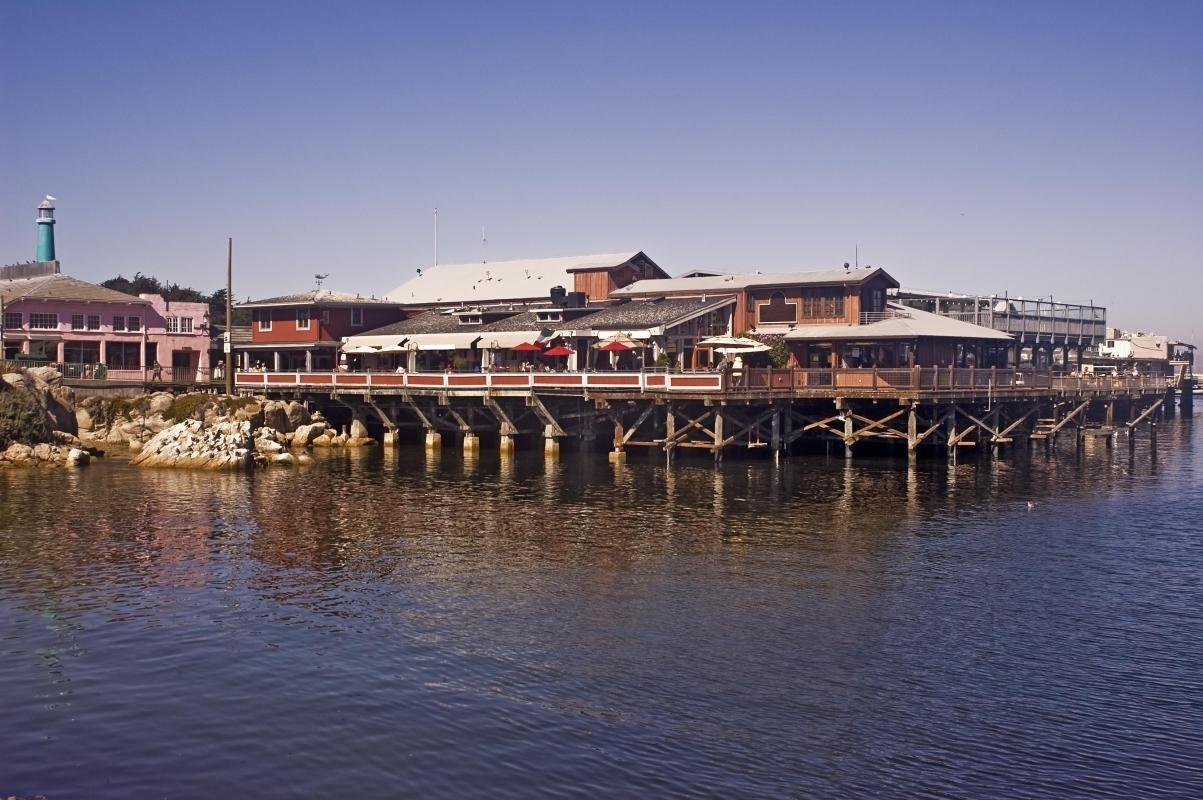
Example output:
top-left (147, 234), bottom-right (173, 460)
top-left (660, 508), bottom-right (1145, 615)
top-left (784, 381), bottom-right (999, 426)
top-left (783, 303), bottom-right (1014, 342)
top-left (238, 289), bottom-right (402, 308)
top-left (613, 266), bottom-right (899, 296)
top-left (385, 251), bottom-right (659, 305)
top-left (1, 273), bottom-right (152, 305)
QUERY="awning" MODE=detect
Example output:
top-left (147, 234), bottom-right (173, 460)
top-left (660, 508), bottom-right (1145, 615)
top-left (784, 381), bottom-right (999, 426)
top-left (344, 345), bottom-right (380, 354)
top-left (511, 342), bottom-right (545, 352)
top-left (405, 332), bottom-right (482, 351)
top-left (341, 335), bottom-right (407, 351)
top-left (478, 330), bottom-right (555, 349)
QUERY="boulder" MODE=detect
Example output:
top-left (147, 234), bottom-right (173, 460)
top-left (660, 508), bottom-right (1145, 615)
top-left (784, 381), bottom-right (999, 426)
top-left (67, 448), bottom-right (90, 466)
top-left (76, 406), bottom-right (95, 431)
top-left (26, 366), bottom-right (63, 386)
top-left (262, 401), bottom-right (289, 432)
top-left (270, 452), bottom-right (295, 466)
top-left (291, 422), bottom-right (327, 447)
top-left (32, 443), bottom-right (57, 462)
top-left (48, 386), bottom-right (78, 434)
top-left (3, 443), bottom-right (33, 463)
top-left (295, 453), bottom-right (314, 466)
top-left (350, 418), bottom-right (369, 439)
top-left (52, 430), bottom-right (84, 448)
top-left (284, 401), bottom-right (310, 430)
top-left (147, 392), bottom-right (174, 415)
top-left (255, 437), bottom-right (284, 455)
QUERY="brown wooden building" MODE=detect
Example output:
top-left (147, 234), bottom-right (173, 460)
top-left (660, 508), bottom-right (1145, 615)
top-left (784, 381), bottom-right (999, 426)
top-left (610, 266), bottom-right (900, 334)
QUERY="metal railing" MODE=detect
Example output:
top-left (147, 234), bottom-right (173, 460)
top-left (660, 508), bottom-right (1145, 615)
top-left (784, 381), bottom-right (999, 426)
top-left (234, 367), bottom-right (1169, 395)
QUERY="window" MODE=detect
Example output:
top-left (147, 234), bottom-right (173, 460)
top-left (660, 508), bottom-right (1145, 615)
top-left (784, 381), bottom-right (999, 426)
top-left (257, 310), bottom-right (272, 331)
top-left (127, 316), bottom-right (141, 332)
top-left (87, 314), bottom-right (101, 330)
top-left (113, 315), bottom-right (126, 331)
top-left (296, 309), bottom-right (311, 330)
top-left (351, 307), bottom-right (363, 327)
top-left (71, 313), bottom-right (85, 330)
top-left (3, 312), bottom-right (20, 330)
top-left (321, 310), bottom-right (330, 324)
top-left (457, 314), bottom-right (482, 325)
top-left (757, 291), bottom-right (798, 324)
top-left (30, 313), bottom-right (58, 329)
top-left (167, 316), bottom-right (194, 334)
top-left (802, 289), bottom-right (844, 319)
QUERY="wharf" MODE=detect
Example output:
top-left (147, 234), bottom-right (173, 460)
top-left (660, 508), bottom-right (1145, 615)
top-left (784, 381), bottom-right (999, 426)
top-left (234, 367), bottom-right (1184, 462)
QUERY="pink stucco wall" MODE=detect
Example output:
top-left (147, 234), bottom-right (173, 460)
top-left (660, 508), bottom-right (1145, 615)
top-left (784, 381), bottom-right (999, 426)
top-left (2, 293), bottom-right (211, 379)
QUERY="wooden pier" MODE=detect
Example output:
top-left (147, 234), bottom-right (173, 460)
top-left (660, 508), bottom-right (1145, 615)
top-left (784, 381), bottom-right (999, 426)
top-left (235, 367), bottom-right (1182, 462)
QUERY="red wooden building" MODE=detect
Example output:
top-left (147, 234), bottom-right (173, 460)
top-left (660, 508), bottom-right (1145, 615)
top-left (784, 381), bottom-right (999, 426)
top-left (236, 289), bottom-right (406, 371)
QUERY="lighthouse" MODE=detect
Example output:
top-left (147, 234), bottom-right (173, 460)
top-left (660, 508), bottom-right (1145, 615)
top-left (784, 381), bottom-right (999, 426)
top-left (36, 195), bottom-right (56, 262)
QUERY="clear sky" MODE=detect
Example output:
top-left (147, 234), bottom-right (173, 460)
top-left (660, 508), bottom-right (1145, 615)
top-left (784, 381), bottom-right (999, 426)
top-left (2, 1), bottom-right (1199, 338)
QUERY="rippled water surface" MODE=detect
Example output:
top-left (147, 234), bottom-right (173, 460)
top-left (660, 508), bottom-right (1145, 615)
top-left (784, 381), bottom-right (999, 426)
top-left (2, 415), bottom-right (1202, 798)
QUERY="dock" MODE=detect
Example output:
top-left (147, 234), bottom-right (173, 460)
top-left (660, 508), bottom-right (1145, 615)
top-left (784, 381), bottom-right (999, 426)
top-left (234, 366), bottom-right (1183, 461)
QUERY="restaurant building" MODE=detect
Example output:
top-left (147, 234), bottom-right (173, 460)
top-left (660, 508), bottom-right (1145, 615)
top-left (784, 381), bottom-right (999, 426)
top-left (235, 289), bottom-right (406, 371)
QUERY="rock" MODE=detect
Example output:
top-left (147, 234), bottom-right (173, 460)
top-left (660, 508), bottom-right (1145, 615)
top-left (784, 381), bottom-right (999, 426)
top-left (76, 407), bottom-right (95, 431)
top-left (346, 437), bottom-right (375, 447)
top-left (3, 443), bottom-right (33, 463)
top-left (291, 422), bottom-right (327, 447)
top-left (233, 401), bottom-right (265, 429)
top-left (262, 401), bottom-right (289, 432)
top-left (255, 437), bottom-right (284, 455)
top-left (350, 418), bottom-right (369, 439)
top-left (26, 366), bottom-right (63, 386)
top-left (48, 386), bottom-right (78, 434)
top-left (295, 453), bottom-right (314, 466)
top-left (312, 432), bottom-right (335, 447)
top-left (32, 443), bottom-right (56, 462)
top-left (52, 431), bottom-right (84, 448)
top-left (270, 452), bottom-right (295, 466)
top-left (67, 448), bottom-right (90, 466)
top-left (284, 401), bottom-right (310, 430)
top-left (129, 440), bottom-right (143, 452)
top-left (147, 393), bottom-right (174, 415)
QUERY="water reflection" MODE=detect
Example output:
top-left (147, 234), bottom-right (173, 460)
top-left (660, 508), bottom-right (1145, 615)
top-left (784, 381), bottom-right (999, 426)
top-left (1, 414), bottom-right (1200, 798)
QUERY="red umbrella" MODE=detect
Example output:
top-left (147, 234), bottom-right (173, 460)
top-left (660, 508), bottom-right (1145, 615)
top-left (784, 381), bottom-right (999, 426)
top-left (542, 345), bottom-right (574, 357)
top-left (510, 342), bottom-right (544, 352)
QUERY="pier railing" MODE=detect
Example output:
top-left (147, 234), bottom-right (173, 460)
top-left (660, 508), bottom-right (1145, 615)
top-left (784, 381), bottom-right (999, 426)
top-left (234, 367), bottom-right (1169, 396)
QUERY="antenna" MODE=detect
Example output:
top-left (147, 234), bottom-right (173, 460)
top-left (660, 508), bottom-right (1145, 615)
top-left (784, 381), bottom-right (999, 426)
top-left (433, 207), bottom-right (439, 266)
top-left (481, 225), bottom-right (487, 264)
top-left (855, 244), bottom-right (859, 269)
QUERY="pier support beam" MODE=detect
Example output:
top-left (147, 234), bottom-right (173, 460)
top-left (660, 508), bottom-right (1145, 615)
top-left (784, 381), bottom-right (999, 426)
top-left (462, 432), bottom-right (480, 453)
top-left (424, 431), bottom-right (442, 450)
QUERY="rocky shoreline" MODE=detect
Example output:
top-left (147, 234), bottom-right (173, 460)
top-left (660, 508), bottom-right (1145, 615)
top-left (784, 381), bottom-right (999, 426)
top-left (2, 366), bottom-right (376, 471)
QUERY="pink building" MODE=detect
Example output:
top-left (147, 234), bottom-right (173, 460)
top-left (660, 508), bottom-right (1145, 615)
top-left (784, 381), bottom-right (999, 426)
top-left (2, 261), bottom-right (212, 381)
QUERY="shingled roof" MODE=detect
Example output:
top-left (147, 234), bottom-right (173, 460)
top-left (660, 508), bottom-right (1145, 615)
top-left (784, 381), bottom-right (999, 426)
top-left (0, 273), bottom-right (152, 305)
top-left (238, 289), bottom-right (403, 308)
top-left (571, 296), bottom-right (734, 331)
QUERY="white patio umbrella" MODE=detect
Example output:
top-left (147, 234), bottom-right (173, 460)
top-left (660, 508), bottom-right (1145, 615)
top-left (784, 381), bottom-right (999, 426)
top-left (698, 336), bottom-right (771, 352)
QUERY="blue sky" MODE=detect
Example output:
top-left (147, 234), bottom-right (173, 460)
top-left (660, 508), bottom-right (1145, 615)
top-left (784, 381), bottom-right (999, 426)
top-left (2, 1), bottom-right (1200, 338)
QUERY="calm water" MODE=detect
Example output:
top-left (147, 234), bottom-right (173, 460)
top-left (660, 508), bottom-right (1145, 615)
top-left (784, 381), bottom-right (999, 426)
top-left (2, 415), bottom-right (1202, 798)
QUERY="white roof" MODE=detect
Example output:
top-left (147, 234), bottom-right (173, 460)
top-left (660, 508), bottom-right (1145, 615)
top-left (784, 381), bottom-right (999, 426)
top-left (783, 303), bottom-right (1014, 342)
top-left (613, 267), bottom-right (893, 296)
top-left (386, 252), bottom-right (641, 305)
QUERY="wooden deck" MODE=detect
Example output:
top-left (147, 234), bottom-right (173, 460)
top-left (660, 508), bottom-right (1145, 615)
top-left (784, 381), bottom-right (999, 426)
top-left (234, 367), bottom-right (1169, 402)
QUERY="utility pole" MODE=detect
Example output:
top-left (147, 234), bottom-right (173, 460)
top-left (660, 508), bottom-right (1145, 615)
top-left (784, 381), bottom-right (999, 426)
top-left (224, 237), bottom-right (234, 395)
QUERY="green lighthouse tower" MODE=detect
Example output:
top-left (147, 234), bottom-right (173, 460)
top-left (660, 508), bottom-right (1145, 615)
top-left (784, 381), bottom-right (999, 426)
top-left (36, 195), bottom-right (56, 262)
